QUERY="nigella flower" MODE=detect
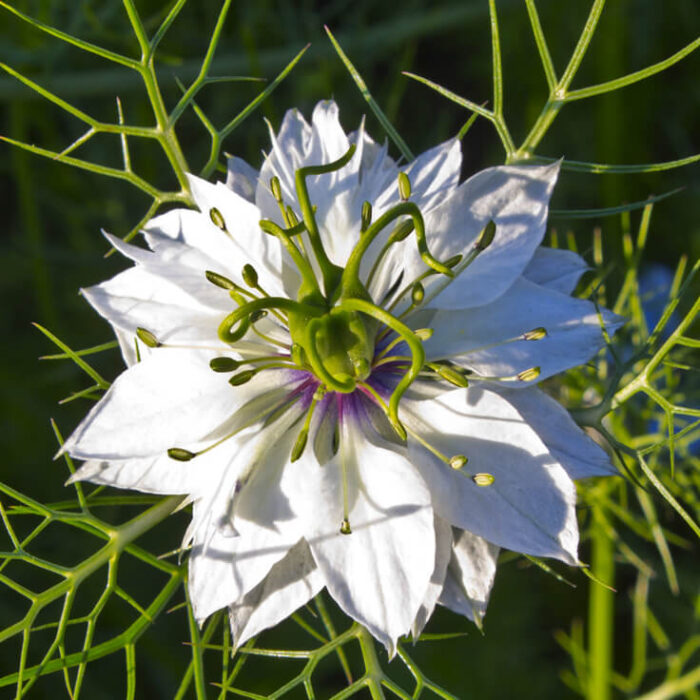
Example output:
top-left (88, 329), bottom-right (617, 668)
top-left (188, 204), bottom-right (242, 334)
top-left (61, 101), bottom-right (620, 653)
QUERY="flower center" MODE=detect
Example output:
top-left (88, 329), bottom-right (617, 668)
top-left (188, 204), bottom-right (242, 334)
top-left (211, 144), bottom-right (457, 437)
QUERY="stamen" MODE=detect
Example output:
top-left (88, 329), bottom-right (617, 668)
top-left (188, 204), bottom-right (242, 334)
top-left (229, 369), bottom-right (256, 386)
top-left (411, 282), bottom-right (424, 306)
top-left (259, 219), bottom-right (321, 296)
top-left (467, 366), bottom-right (541, 383)
top-left (440, 327), bottom-right (549, 361)
top-left (339, 417), bottom-right (352, 535)
top-left (167, 389), bottom-right (303, 463)
top-left (209, 207), bottom-right (228, 233)
top-left (450, 455), bottom-right (468, 469)
top-left (242, 264), bottom-right (258, 288)
top-left (517, 367), bottom-right (541, 382)
top-left (167, 448), bottom-right (196, 461)
top-left (290, 386), bottom-right (326, 462)
top-left (136, 327), bottom-right (161, 348)
top-left (387, 253), bottom-right (461, 315)
top-left (270, 176), bottom-right (283, 204)
top-left (387, 219), bottom-right (415, 244)
top-left (375, 326), bottom-right (432, 362)
top-left (420, 220), bottom-right (496, 308)
top-left (472, 473), bottom-right (495, 486)
top-left (398, 171), bottom-right (411, 201)
top-left (427, 361), bottom-right (470, 388)
top-left (210, 357), bottom-right (241, 372)
top-left (475, 220), bottom-right (496, 251)
top-left (523, 327), bottom-right (548, 340)
top-left (361, 201), bottom-right (372, 232)
top-left (206, 270), bottom-right (239, 291)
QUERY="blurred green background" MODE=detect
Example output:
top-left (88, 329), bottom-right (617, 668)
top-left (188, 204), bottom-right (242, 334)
top-left (0, 1), bottom-right (698, 697)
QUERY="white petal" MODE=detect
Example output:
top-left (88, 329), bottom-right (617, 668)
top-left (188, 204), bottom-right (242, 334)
top-left (412, 515), bottom-right (452, 638)
top-left (83, 266), bottom-right (224, 346)
top-left (103, 232), bottom-right (230, 311)
top-left (61, 351), bottom-right (278, 460)
top-left (229, 539), bottom-right (324, 650)
top-left (188, 516), bottom-right (299, 623)
top-left (416, 278), bottom-right (624, 384)
top-left (185, 174), bottom-right (284, 296)
top-left (256, 107), bottom-right (312, 220)
top-left (143, 208), bottom-right (240, 278)
top-left (438, 529), bottom-right (499, 625)
top-left (374, 138), bottom-right (461, 214)
top-left (67, 455), bottom-right (192, 494)
top-left (188, 409), bottom-right (307, 622)
top-left (495, 388), bottom-right (617, 479)
top-left (403, 387), bottom-right (579, 564)
top-left (351, 123), bottom-right (398, 209)
top-left (225, 156), bottom-right (259, 202)
top-left (287, 419), bottom-right (435, 654)
top-left (407, 162), bottom-right (560, 310)
top-left (524, 247), bottom-right (589, 294)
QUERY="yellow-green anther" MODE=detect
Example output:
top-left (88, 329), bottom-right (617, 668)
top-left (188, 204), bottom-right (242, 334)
top-left (291, 428), bottom-right (308, 462)
top-left (210, 357), bottom-right (241, 372)
top-left (250, 309), bottom-right (268, 323)
top-left (229, 369), bottom-right (256, 386)
top-left (472, 472), bottom-right (495, 486)
top-left (286, 206), bottom-right (299, 226)
top-left (340, 519), bottom-right (352, 535)
top-left (388, 219), bottom-right (415, 244)
top-left (291, 342), bottom-right (307, 368)
top-left (270, 176), bottom-right (283, 203)
top-left (436, 364), bottom-right (469, 388)
top-left (206, 270), bottom-right (238, 291)
top-left (450, 455), bottom-right (468, 470)
top-left (523, 327), bottom-right (547, 341)
top-left (136, 327), bottom-right (160, 348)
top-left (411, 282), bottom-right (425, 306)
top-left (361, 201), bottom-right (372, 232)
top-left (475, 220), bottom-right (496, 251)
top-left (168, 448), bottom-right (196, 461)
top-left (398, 171), bottom-right (411, 201)
top-left (517, 366), bottom-right (541, 382)
top-left (210, 207), bottom-right (227, 231)
top-left (414, 328), bottom-right (434, 341)
top-left (242, 264), bottom-right (258, 288)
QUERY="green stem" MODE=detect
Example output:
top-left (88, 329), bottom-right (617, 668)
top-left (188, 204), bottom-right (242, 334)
top-left (515, 0), bottom-right (607, 158)
top-left (356, 624), bottom-right (386, 700)
top-left (588, 499), bottom-right (614, 700)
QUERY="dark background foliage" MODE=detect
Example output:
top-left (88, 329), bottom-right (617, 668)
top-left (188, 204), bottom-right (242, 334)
top-left (0, 1), bottom-right (697, 697)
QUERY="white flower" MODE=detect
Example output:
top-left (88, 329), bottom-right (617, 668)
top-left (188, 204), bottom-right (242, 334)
top-left (62, 100), bottom-right (621, 654)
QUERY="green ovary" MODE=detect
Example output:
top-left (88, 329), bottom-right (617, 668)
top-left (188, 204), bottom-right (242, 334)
top-left (290, 307), bottom-right (375, 391)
